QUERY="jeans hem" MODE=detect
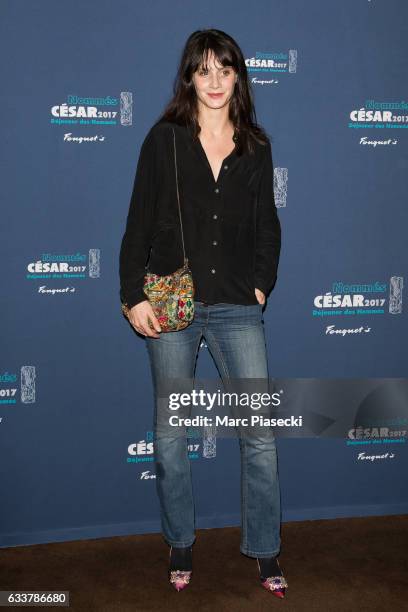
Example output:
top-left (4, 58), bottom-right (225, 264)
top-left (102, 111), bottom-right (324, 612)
top-left (164, 536), bottom-right (196, 548)
top-left (240, 547), bottom-right (280, 558)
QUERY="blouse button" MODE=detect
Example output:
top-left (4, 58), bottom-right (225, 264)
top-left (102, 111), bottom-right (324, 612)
top-left (212, 240), bottom-right (218, 246)
top-left (214, 188), bottom-right (219, 193)
top-left (213, 214), bottom-right (218, 219)
top-left (211, 268), bottom-right (216, 274)
top-left (224, 165), bottom-right (228, 170)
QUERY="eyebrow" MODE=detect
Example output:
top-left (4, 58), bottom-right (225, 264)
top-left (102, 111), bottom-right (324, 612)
top-left (199, 65), bottom-right (232, 70)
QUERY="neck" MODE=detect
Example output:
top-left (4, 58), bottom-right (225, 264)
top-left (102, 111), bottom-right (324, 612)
top-left (196, 105), bottom-right (233, 137)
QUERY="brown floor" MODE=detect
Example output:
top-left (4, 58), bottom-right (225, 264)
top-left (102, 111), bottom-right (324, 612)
top-left (1, 515), bottom-right (407, 611)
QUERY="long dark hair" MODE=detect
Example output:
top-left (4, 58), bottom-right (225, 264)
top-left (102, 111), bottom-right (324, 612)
top-left (156, 29), bottom-right (270, 155)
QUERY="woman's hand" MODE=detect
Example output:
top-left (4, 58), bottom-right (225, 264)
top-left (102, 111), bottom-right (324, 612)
top-left (127, 301), bottom-right (162, 338)
top-left (255, 288), bottom-right (266, 305)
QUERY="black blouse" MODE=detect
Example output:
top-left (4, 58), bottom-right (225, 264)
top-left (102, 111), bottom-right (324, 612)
top-left (119, 120), bottom-right (281, 308)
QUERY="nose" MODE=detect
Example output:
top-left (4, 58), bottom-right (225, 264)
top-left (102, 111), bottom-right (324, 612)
top-left (209, 72), bottom-right (221, 88)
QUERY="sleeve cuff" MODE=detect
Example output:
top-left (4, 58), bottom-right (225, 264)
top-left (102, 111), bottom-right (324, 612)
top-left (120, 287), bottom-right (148, 309)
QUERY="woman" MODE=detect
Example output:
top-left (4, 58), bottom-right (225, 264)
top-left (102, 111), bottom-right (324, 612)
top-left (119, 29), bottom-right (287, 597)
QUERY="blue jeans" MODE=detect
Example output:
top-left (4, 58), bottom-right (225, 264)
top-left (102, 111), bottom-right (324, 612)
top-left (145, 301), bottom-right (282, 558)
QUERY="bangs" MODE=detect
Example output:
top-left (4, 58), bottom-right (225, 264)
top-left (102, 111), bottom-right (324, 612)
top-left (195, 45), bottom-right (236, 72)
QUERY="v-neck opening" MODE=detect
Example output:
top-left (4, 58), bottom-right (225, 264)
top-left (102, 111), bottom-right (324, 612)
top-left (196, 136), bottom-right (237, 185)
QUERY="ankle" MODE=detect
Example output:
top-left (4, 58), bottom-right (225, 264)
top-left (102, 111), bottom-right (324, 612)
top-left (257, 555), bottom-right (282, 579)
top-left (169, 545), bottom-right (193, 571)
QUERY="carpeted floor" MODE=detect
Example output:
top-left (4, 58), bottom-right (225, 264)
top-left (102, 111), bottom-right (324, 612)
top-left (1, 515), bottom-right (407, 611)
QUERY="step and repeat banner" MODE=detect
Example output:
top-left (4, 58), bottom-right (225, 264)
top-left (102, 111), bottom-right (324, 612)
top-left (1, 0), bottom-right (407, 547)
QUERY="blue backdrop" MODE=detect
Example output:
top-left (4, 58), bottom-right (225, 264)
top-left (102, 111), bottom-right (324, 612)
top-left (1, 0), bottom-right (407, 547)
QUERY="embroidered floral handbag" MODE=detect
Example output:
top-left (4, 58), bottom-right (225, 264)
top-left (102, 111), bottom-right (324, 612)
top-left (121, 127), bottom-right (195, 332)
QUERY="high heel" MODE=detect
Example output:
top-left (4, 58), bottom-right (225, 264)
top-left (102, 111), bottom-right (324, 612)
top-left (168, 545), bottom-right (192, 591)
top-left (256, 556), bottom-right (288, 598)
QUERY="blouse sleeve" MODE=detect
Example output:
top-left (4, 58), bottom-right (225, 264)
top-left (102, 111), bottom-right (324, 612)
top-left (119, 128), bottom-right (158, 308)
top-left (254, 139), bottom-right (282, 297)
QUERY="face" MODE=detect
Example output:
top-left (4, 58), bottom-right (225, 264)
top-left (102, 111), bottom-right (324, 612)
top-left (192, 50), bottom-right (237, 110)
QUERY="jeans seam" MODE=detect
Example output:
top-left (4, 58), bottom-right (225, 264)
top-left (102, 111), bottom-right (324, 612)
top-left (241, 437), bottom-right (248, 553)
top-left (202, 329), bottom-right (230, 379)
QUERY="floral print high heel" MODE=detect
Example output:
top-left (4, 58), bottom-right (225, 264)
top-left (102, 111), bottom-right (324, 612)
top-left (257, 557), bottom-right (288, 598)
top-left (168, 545), bottom-right (192, 591)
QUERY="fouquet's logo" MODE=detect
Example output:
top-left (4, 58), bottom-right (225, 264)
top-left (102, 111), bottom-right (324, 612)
top-left (25, 250), bottom-right (101, 299)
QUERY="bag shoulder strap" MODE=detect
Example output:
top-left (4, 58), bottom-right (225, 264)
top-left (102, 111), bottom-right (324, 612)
top-left (172, 127), bottom-right (188, 267)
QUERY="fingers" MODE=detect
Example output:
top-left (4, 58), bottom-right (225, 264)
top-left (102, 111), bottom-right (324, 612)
top-left (128, 304), bottom-right (162, 338)
top-left (131, 317), bottom-right (159, 337)
top-left (132, 320), bottom-right (159, 337)
top-left (254, 287), bottom-right (266, 305)
top-left (140, 316), bottom-right (161, 338)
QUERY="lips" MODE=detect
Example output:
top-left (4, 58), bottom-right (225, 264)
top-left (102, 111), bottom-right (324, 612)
top-left (207, 93), bottom-right (224, 98)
